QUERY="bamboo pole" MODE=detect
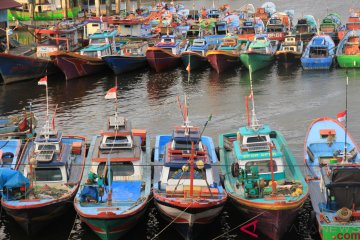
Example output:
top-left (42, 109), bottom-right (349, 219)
top-left (62, 0), bottom-right (68, 19)
top-left (115, 0), bottom-right (120, 14)
top-left (106, 0), bottom-right (111, 17)
top-left (95, 0), bottom-right (100, 17)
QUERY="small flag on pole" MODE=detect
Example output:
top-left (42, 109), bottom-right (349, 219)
top-left (186, 63), bottom-right (191, 73)
top-left (249, 91), bottom-right (253, 100)
top-left (337, 110), bottom-right (347, 122)
top-left (38, 76), bottom-right (47, 86)
top-left (105, 87), bottom-right (117, 99)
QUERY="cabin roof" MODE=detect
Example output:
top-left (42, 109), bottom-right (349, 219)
top-left (35, 131), bottom-right (62, 143)
top-left (89, 30), bottom-right (117, 39)
top-left (81, 44), bottom-right (110, 52)
top-left (239, 124), bottom-right (272, 136)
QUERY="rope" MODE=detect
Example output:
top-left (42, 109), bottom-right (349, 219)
top-left (150, 201), bottom-right (194, 240)
top-left (211, 211), bottom-right (265, 240)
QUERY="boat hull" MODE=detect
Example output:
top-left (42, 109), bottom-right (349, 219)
top-left (154, 198), bottom-right (225, 239)
top-left (50, 52), bottom-right (108, 80)
top-left (228, 193), bottom-right (303, 239)
top-left (276, 51), bottom-right (302, 64)
top-left (240, 52), bottom-right (275, 72)
top-left (180, 52), bottom-right (209, 70)
top-left (336, 55), bottom-right (360, 68)
top-left (207, 51), bottom-right (241, 73)
top-left (146, 47), bottom-right (181, 72)
top-left (301, 56), bottom-right (333, 70)
top-left (76, 200), bottom-right (149, 240)
top-left (2, 195), bottom-right (75, 235)
top-left (102, 55), bottom-right (147, 75)
top-left (0, 53), bottom-right (57, 84)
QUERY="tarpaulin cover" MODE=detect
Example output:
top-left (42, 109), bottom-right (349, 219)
top-left (327, 168), bottom-right (360, 209)
top-left (0, 168), bottom-right (29, 189)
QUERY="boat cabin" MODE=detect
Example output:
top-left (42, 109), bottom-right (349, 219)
top-left (83, 19), bottom-right (108, 39)
top-left (219, 36), bottom-right (239, 50)
top-left (343, 34), bottom-right (360, 55)
top-left (309, 37), bottom-right (330, 58)
top-left (35, 22), bottom-right (84, 59)
top-left (207, 8), bottom-right (220, 19)
top-left (235, 125), bottom-right (285, 181)
top-left (80, 30), bottom-right (118, 58)
top-left (296, 18), bottom-right (311, 34)
top-left (188, 38), bottom-right (208, 56)
top-left (280, 35), bottom-right (302, 52)
top-left (24, 128), bottom-right (70, 184)
top-left (248, 35), bottom-right (274, 54)
top-left (121, 41), bottom-right (149, 57)
top-left (155, 35), bottom-right (182, 55)
top-left (214, 21), bottom-right (227, 35)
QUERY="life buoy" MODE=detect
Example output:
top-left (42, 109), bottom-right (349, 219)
top-left (231, 162), bottom-right (240, 178)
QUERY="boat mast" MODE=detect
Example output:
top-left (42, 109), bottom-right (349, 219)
top-left (189, 141), bottom-right (195, 197)
top-left (249, 65), bottom-right (260, 130)
top-left (269, 143), bottom-right (276, 195)
top-left (344, 72), bottom-right (349, 162)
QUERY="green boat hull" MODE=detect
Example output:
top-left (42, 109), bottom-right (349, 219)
top-left (8, 7), bottom-right (81, 21)
top-left (337, 55), bottom-right (360, 68)
top-left (240, 53), bottom-right (275, 72)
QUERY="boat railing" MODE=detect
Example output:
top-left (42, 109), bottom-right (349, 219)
top-left (155, 189), bottom-right (226, 200)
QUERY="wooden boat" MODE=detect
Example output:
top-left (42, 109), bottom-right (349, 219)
top-left (319, 13), bottom-right (342, 44)
top-left (8, 4), bottom-right (80, 21)
top-left (240, 34), bottom-right (277, 72)
top-left (2, 81), bottom-right (86, 234)
top-left (336, 30), bottom-right (360, 68)
top-left (276, 34), bottom-right (303, 65)
top-left (74, 87), bottom-right (151, 240)
top-left (146, 35), bottom-right (188, 72)
top-left (305, 117), bottom-right (360, 240)
top-left (237, 19), bottom-right (265, 41)
top-left (0, 109), bottom-right (36, 137)
top-left (294, 15), bottom-right (317, 43)
top-left (50, 30), bottom-right (118, 80)
top-left (180, 38), bottom-right (209, 71)
top-left (338, 12), bottom-right (360, 41)
top-left (102, 41), bottom-right (149, 75)
top-left (207, 35), bottom-right (249, 73)
top-left (153, 98), bottom-right (227, 239)
top-left (301, 35), bottom-right (335, 70)
top-left (265, 13), bottom-right (290, 42)
top-left (219, 74), bottom-right (308, 240)
top-left (0, 21), bottom-right (84, 84)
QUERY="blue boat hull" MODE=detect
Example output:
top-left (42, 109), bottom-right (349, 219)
top-left (102, 55), bottom-right (147, 75)
top-left (181, 52), bottom-right (209, 70)
top-left (301, 56), bottom-right (334, 70)
top-left (0, 53), bottom-right (58, 84)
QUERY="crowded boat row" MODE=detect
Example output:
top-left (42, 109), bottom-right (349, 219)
top-left (0, 66), bottom-right (358, 240)
top-left (1, 2), bottom-right (360, 84)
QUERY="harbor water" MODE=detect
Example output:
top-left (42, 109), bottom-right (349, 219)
top-left (1, 0), bottom-right (360, 239)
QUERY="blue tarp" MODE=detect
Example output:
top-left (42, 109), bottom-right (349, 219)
top-left (0, 168), bottom-right (29, 189)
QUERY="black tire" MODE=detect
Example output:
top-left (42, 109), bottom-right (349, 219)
top-left (231, 162), bottom-right (240, 178)
top-left (219, 174), bottom-right (225, 188)
top-left (215, 147), bottom-right (220, 161)
top-left (2, 152), bottom-right (14, 159)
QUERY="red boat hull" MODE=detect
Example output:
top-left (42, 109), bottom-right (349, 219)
top-left (50, 52), bottom-right (108, 80)
top-left (207, 51), bottom-right (241, 73)
top-left (146, 47), bottom-right (181, 72)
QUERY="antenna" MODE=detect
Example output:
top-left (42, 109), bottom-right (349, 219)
top-left (249, 65), bottom-right (260, 130)
top-left (343, 71), bottom-right (349, 162)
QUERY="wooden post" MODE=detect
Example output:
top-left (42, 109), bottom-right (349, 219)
top-left (29, 0), bottom-right (35, 24)
top-left (126, 0), bottom-right (131, 13)
top-left (115, 0), bottom-right (120, 14)
top-left (95, 0), bottom-right (100, 17)
top-left (62, 0), bottom-right (68, 19)
top-left (106, 0), bottom-right (111, 17)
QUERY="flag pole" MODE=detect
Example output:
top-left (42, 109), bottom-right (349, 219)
top-left (344, 71), bottom-right (349, 162)
top-left (45, 76), bottom-right (49, 130)
top-left (249, 65), bottom-right (259, 129)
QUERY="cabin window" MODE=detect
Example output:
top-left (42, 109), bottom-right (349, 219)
top-left (169, 167), bottom-right (204, 180)
top-left (82, 51), bottom-right (98, 58)
top-left (97, 162), bottom-right (135, 177)
top-left (163, 38), bottom-right (173, 43)
top-left (245, 160), bottom-right (277, 173)
top-left (247, 136), bottom-right (267, 143)
top-left (173, 140), bottom-right (200, 150)
top-left (310, 47), bottom-right (328, 57)
top-left (37, 144), bottom-right (57, 151)
top-left (105, 136), bottom-right (129, 145)
top-left (124, 25), bottom-right (131, 28)
top-left (34, 168), bottom-right (63, 181)
top-left (90, 38), bottom-right (106, 44)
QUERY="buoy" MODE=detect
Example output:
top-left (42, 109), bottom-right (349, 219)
top-left (196, 160), bottom-right (204, 169)
top-left (182, 165), bottom-right (189, 172)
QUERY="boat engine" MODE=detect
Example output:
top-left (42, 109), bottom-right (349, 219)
top-left (243, 166), bottom-right (262, 199)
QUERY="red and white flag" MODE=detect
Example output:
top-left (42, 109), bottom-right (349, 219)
top-left (337, 110), bottom-right (347, 122)
top-left (38, 76), bottom-right (47, 86)
top-left (105, 87), bottom-right (117, 99)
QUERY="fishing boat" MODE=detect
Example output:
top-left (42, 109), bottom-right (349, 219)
top-left (102, 41), bottom-right (149, 75)
top-left (319, 13), bottom-right (342, 44)
top-left (0, 108), bottom-right (36, 139)
top-left (301, 35), bottom-right (335, 70)
top-left (2, 78), bottom-right (86, 235)
top-left (152, 97), bottom-right (227, 239)
top-left (146, 35), bottom-right (188, 72)
top-left (240, 34), bottom-right (277, 72)
top-left (336, 30), bottom-right (360, 68)
top-left (0, 21), bottom-right (84, 84)
top-left (207, 35), bottom-right (249, 73)
top-left (276, 34), bottom-right (304, 65)
top-left (237, 19), bottom-right (265, 41)
top-left (50, 30), bottom-right (118, 80)
top-left (265, 13), bottom-right (291, 42)
top-left (338, 11), bottom-right (360, 41)
top-left (294, 15), bottom-right (317, 43)
top-left (219, 70), bottom-right (308, 239)
top-left (74, 86), bottom-right (151, 240)
top-left (180, 38), bottom-right (209, 71)
top-left (254, 8), bottom-right (270, 26)
top-left (305, 74), bottom-right (360, 240)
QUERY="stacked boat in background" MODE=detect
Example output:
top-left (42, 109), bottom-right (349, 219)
top-left (336, 30), bottom-right (360, 68)
top-left (301, 35), bottom-right (335, 70)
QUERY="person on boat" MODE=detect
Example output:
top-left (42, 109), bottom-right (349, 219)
top-left (327, 130), bottom-right (335, 147)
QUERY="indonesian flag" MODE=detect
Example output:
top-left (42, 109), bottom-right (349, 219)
top-left (38, 76), bottom-right (47, 86)
top-left (337, 110), bottom-right (347, 122)
top-left (105, 87), bottom-right (117, 99)
top-left (186, 63), bottom-right (190, 73)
